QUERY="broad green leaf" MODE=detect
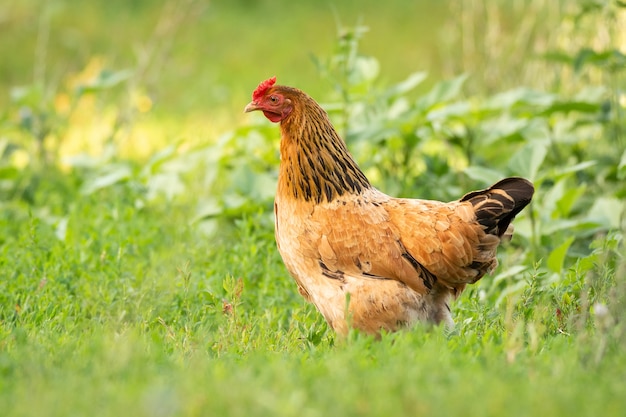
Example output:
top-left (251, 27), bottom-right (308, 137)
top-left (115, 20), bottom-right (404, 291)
top-left (540, 86), bottom-right (605, 115)
top-left (483, 88), bottom-right (556, 110)
top-left (144, 144), bottom-right (179, 175)
top-left (540, 178), bottom-right (566, 219)
top-left (222, 193), bottom-right (248, 210)
top-left (507, 140), bottom-right (548, 181)
top-left (539, 178), bottom-right (586, 219)
top-left (426, 101), bottom-right (471, 121)
top-left (573, 86), bottom-right (606, 102)
top-left (417, 73), bottom-right (468, 109)
top-left (382, 71), bottom-right (427, 99)
top-left (587, 197), bottom-right (625, 229)
top-left (387, 97), bottom-right (410, 119)
top-left (556, 185), bottom-right (586, 218)
top-left (541, 218), bottom-right (602, 236)
top-left (547, 236), bottom-right (575, 273)
top-left (146, 172), bottom-right (185, 201)
top-left (477, 116), bottom-right (528, 145)
top-left (574, 48), bottom-right (626, 72)
top-left (511, 217), bottom-right (533, 240)
top-left (348, 56), bottom-right (380, 85)
top-left (193, 197), bottom-right (223, 221)
top-left (81, 164), bottom-right (132, 194)
top-left (542, 101), bottom-right (600, 115)
top-left (464, 166), bottom-right (505, 185)
top-left (546, 160), bottom-right (597, 181)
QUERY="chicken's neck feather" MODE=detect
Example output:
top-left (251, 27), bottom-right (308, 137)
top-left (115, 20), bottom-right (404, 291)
top-left (278, 97), bottom-right (371, 203)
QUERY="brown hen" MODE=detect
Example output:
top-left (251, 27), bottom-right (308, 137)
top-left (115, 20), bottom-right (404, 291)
top-left (244, 77), bottom-right (534, 335)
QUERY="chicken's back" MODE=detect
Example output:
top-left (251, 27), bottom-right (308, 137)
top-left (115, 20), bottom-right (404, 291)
top-left (274, 188), bottom-right (500, 334)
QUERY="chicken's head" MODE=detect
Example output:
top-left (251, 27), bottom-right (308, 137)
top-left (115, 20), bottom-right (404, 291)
top-left (244, 76), bottom-right (293, 123)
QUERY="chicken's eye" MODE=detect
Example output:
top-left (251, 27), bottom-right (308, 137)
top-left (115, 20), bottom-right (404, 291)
top-left (269, 95), bottom-right (279, 104)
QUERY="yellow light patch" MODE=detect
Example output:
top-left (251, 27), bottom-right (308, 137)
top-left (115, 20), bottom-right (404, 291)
top-left (135, 93), bottom-right (153, 113)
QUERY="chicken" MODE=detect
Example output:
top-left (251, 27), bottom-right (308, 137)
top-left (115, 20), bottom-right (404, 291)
top-left (244, 76), bottom-right (534, 335)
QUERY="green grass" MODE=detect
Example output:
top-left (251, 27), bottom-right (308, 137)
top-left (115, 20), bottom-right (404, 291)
top-left (1, 213), bottom-right (625, 416)
top-left (2, 1), bottom-right (626, 416)
top-left (1, 183), bottom-right (625, 416)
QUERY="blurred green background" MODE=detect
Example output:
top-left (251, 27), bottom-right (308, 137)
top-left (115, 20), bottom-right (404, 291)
top-left (3, 0), bottom-right (454, 116)
top-left (2, 0), bottom-right (596, 145)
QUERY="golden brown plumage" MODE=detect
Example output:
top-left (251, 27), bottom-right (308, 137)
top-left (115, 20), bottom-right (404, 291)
top-left (245, 77), bottom-right (534, 335)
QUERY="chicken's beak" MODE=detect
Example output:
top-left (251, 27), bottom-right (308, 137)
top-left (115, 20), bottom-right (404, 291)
top-left (244, 101), bottom-right (259, 113)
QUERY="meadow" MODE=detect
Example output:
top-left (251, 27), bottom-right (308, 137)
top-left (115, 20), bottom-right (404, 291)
top-left (1, 1), bottom-right (625, 416)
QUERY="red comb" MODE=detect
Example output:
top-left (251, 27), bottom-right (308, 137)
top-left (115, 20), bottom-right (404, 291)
top-left (252, 76), bottom-right (277, 101)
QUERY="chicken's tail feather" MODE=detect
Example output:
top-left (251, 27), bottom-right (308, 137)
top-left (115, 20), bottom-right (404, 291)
top-left (460, 177), bottom-right (534, 237)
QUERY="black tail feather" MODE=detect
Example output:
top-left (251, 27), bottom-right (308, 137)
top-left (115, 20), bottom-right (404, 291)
top-left (460, 177), bottom-right (534, 237)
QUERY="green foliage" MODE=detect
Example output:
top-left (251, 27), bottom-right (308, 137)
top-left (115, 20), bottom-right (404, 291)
top-left (1, 203), bottom-right (624, 416)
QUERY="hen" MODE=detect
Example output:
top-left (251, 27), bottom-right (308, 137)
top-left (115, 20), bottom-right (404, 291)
top-left (245, 77), bottom-right (534, 335)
